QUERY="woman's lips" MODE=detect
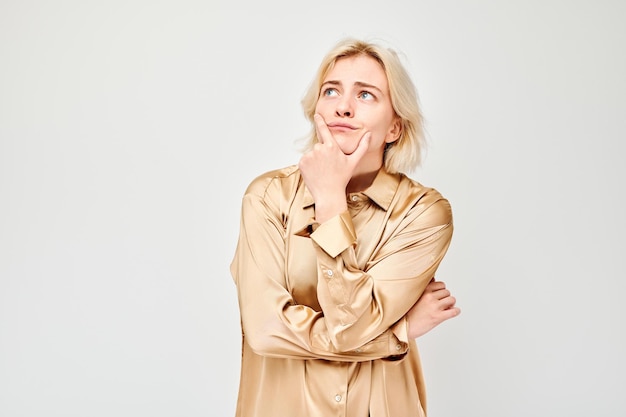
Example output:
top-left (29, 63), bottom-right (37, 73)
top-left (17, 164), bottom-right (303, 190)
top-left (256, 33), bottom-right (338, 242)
top-left (328, 122), bottom-right (357, 130)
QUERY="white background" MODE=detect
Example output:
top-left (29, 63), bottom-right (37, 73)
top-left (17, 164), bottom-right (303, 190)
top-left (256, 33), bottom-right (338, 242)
top-left (1, 1), bottom-right (625, 416)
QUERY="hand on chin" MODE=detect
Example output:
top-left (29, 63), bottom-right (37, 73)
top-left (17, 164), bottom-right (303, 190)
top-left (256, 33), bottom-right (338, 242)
top-left (334, 136), bottom-right (360, 155)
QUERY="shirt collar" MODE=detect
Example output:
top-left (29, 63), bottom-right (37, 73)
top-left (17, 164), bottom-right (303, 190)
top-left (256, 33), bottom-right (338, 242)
top-left (302, 168), bottom-right (400, 211)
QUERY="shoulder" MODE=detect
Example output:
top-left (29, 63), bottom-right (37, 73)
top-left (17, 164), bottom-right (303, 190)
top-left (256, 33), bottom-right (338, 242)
top-left (243, 164), bottom-right (301, 199)
top-left (398, 175), bottom-right (453, 225)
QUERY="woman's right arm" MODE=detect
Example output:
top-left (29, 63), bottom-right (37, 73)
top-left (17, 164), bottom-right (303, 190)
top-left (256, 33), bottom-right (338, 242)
top-left (230, 182), bottom-right (404, 362)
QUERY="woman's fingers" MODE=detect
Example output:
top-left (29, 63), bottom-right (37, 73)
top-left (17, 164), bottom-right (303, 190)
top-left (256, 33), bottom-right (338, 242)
top-left (314, 113), bottom-right (335, 145)
top-left (438, 294), bottom-right (457, 310)
top-left (439, 306), bottom-right (461, 321)
top-left (313, 113), bottom-right (370, 160)
top-left (425, 280), bottom-right (447, 292)
top-left (425, 279), bottom-right (460, 314)
top-left (434, 288), bottom-right (451, 300)
top-left (350, 131), bottom-right (371, 159)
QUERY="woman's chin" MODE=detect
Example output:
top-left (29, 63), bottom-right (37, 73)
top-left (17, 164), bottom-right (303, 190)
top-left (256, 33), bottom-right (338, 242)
top-left (335, 139), bottom-right (359, 155)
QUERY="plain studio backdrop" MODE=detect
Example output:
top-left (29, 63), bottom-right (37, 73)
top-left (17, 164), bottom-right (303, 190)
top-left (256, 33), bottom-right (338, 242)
top-left (1, 1), bottom-right (624, 416)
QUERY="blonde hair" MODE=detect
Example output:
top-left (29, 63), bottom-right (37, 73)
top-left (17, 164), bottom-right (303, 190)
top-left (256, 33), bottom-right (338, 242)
top-left (300, 38), bottom-right (425, 174)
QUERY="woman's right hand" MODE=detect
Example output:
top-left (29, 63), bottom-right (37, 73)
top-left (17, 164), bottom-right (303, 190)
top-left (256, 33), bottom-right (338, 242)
top-left (407, 278), bottom-right (460, 339)
top-left (298, 114), bottom-right (370, 223)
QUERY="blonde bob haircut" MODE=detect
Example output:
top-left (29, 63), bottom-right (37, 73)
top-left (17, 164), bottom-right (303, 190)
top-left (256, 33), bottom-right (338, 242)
top-left (301, 38), bottom-right (425, 174)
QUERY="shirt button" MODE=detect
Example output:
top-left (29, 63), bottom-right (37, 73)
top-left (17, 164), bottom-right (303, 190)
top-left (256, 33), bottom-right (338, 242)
top-left (396, 344), bottom-right (402, 351)
top-left (326, 270), bottom-right (333, 277)
top-left (351, 195), bottom-right (358, 201)
top-left (335, 394), bottom-right (342, 402)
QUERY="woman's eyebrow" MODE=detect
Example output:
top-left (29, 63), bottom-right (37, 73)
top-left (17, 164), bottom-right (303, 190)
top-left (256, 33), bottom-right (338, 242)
top-left (354, 81), bottom-right (383, 94)
top-left (321, 80), bottom-right (383, 94)
top-left (321, 80), bottom-right (341, 88)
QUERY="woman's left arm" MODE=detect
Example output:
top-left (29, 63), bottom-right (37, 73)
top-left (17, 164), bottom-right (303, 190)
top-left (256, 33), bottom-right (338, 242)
top-left (310, 190), bottom-right (453, 352)
top-left (407, 278), bottom-right (460, 339)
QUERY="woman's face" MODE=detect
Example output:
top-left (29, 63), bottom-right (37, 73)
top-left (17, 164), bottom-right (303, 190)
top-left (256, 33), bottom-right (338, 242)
top-left (315, 54), bottom-right (400, 168)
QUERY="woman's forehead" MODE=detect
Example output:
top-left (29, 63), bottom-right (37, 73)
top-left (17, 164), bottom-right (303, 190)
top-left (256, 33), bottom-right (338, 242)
top-left (323, 55), bottom-right (388, 90)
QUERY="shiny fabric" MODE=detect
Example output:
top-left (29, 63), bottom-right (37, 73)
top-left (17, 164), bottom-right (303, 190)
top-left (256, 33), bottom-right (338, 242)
top-left (230, 165), bottom-right (453, 417)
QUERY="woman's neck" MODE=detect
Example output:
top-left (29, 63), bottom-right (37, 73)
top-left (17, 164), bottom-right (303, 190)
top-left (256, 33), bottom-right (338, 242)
top-left (347, 168), bottom-right (380, 194)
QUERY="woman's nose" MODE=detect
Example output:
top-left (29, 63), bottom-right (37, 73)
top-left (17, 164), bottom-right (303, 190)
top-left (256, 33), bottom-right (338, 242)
top-left (335, 97), bottom-right (353, 117)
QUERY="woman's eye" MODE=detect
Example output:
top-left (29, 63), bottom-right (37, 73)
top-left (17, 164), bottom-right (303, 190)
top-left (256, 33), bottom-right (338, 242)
top-left (359, 91), bottom-right (374, 100)
top-left (323, 88), bottom-right (338, 97)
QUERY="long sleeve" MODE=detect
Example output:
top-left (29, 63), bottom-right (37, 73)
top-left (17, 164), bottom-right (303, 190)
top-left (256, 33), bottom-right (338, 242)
top-left (230, 170), bottom-right (403, 361)
top-left (310, 191), bottom-right (453, 352)
top-left (230, 167), bottom-right (453, 362)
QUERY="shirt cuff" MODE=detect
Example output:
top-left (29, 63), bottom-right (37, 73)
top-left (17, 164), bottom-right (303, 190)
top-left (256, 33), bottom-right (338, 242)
top-left (310, 211), bottom-right (356, 258)
top-left (384, 318), bottom-right (409, 360)
top-left (390, 316), bottom-right (409, 346)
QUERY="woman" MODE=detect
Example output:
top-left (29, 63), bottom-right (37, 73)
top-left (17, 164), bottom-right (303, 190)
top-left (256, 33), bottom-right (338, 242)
top-left (230, 37), bottom-right (459, 417)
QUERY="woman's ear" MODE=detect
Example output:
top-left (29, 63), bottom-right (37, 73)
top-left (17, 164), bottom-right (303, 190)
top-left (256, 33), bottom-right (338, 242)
top-left (385, 117), bottom-right (402, 144)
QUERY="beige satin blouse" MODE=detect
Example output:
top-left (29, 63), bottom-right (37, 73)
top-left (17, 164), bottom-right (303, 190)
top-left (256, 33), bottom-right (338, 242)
top-left (230, 165), bottom-right (453, 417)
